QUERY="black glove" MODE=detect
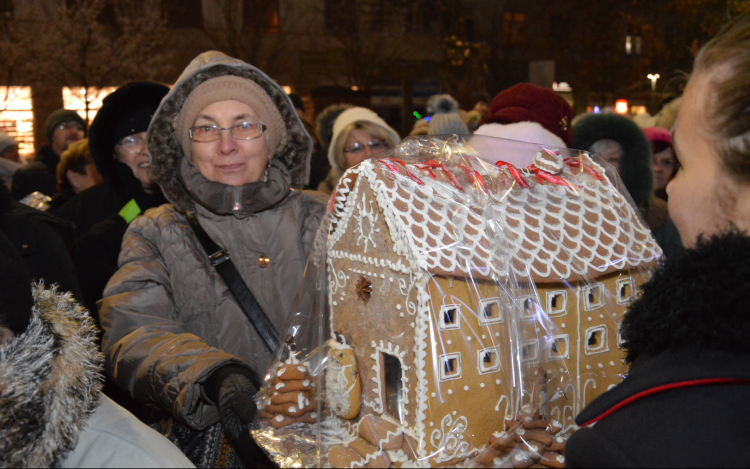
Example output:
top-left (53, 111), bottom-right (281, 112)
top-left (206, 365), bottom-right (273, 466)
top-left (206, 365), bottom-right (260, 443)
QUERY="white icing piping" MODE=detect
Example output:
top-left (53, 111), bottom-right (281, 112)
top-left (366, 341), bottom-right (411, 417)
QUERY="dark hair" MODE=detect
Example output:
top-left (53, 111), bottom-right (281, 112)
top-left (56, 139), bottom-right (93, 192)
top-left (651, 140), bottom-right (672, 156)
top-left (694, 11), bottom-right (750, 183)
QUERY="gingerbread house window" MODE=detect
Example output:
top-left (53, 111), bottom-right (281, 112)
top-left (521, 340), bottom-right (539, 362)
top-left (439, 304), bottom-right (461, 330)
top-left (616, 278), bottom-right (636, 305)
top-left (546, 291), bottom-right (568, 316)
top-left (585, 325), bottom-right (609, 354)
top-left (382, 353), bottom-right (404, 421)
top-left (617, 323), bottom-right (625, 348)
top-left (478, 298), bottom-right (503, 325)
top-left (583, 283), bottom-right (605, 311)
top-left (477, 346), bottom-right (501, 374)
top-left (546, 334), bottom-right (570, 360)
top-left (439, 353), bottom-right (462, 381)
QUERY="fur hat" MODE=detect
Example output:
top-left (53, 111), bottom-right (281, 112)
top-left (0, 228), bottom-right (33, 335)
top-left (89, 82), bottom-right (169, 201)
top-left (45, 109), bottom-right (86, 142)
top-left (573, 112), bottom-right (653, 207)
top-left (482, 83), bottom-right (574, 147)
top-left (427, 94), bottom-right (469, 136)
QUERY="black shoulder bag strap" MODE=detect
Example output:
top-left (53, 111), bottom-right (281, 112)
top-left (186, 211), bottom-right (279, 353)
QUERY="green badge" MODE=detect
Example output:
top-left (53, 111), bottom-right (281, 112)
top-left (119, 199), bottom-right (142, 224)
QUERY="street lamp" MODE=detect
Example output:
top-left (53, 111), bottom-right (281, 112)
top-left (647, 74), bottom-right (660, 92)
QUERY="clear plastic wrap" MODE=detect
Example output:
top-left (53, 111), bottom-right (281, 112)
top-left (252, 135), bottom-right (663, 468)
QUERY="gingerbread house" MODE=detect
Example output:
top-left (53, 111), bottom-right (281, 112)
top-left (320, 146), bottom-right (661, 467)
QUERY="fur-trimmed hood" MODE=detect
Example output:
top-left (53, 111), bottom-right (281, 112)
top-left (621, 229), bottom-right (750, 364)
top-left (0, 284), bottom-right (103, 468)
top-left (572, 113), bottom-right (653, 208)
top-left (147, 51), bottom-right (313, 216)
top-left (89, 82), bottom-right (169, 204)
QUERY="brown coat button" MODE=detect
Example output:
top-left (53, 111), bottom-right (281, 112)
top-left (258, 256), bottom-right (270, 268)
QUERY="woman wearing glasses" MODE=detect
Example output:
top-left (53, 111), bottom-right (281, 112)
top-left (317, 106), bottom-right (400, 194)
top-left (98, 52), bottom-right (325, 467)
top-left (65, 82), bottom-right (169, 315)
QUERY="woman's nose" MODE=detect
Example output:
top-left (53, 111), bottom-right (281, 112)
top-left (218, 130), bottom-right (236, 153)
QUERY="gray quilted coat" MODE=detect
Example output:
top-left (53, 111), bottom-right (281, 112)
top-left (99, 52), bottom-right (325, 431)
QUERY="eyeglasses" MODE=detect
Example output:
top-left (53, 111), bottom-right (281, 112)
top-left (344, 139), bottom-right (387, 154)
top-left (58, 122), bottom-right (85, 132)
top-left (117, 134), bottom-right (147, 155)
top-left (189, 122), bottom-right (267, 143)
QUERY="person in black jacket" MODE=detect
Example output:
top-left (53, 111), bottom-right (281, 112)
top-left (565, 12), bottom-right (750, 467)
top-left (68, 82), bottom-right (169, 317)
top-left (35, 109), bottom-right (87, 178)
top-left (0, 184), bottom-right (83, 301)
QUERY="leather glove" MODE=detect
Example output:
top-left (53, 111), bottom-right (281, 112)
top-left (206, 365), bottom-right (260, 444)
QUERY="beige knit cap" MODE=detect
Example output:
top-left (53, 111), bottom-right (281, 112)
top-left (176, 75), bottom-right (287, 162)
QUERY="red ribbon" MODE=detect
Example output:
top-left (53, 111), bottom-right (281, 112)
top-left (378, 159), bottom-right (400, 175)
top-left (528, 164), bottom-right (581, 191)
top-left (458, 164), bottom-right (488, 192)
top-left (413, 163), bottom-right (437, 180)
top-left (414, 160), bottom-right (464, 191)
top-left (495, 161), bottom-right (530, 188)
top-left (380, 158), bottom-right (425, 186)
top-left (564, 157), bottom-right (604, 180)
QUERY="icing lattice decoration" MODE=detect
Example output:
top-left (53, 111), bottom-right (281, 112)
top-left (330, 153), bottom-right (661, 283)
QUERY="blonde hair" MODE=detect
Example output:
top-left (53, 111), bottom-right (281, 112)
top-left (334, 121), bottom-right (398, 170)
top-left (57, 139), bottom-right (93, 192)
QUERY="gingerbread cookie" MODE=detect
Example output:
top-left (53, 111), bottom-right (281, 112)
top-left (260, 356), bottom-right (318, 428)
top-left (358, 415), bottom-right (403, 451)
top-left (325, 338), bottom-right (362, 420)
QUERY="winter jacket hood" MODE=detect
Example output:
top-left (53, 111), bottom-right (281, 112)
top-left (148, 51), bottom-right (313, 217)
top-left (0, 284), bottom-right (102, 467)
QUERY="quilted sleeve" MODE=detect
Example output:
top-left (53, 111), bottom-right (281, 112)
top-left (99, 210), bottom-right (246, 430)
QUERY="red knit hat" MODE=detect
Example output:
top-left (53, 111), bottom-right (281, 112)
top-left (482, 83), bottom-right (574, 147)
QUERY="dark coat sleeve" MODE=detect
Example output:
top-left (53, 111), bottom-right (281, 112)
top-left (70, 213), bottom-right (129, 318)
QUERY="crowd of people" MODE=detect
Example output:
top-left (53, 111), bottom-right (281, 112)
top-left (0, 11), bottom-right (748, 468)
